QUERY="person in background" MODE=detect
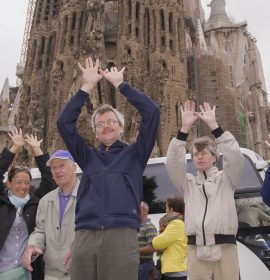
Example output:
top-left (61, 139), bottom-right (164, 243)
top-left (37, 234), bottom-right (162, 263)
top-left (57, 57), bottom-right (160, 280)
top-left (22, 150), bottom-right (79, 280)
top-left (166, 101), bottom-right (244, 280)
top-left (261, 135), bottom-right (270, 207)
top-left (0, 128), bottom-right (57, 280)
top-left (138, 201), bottom-right (158, 280)
top-left (151, 196), bottom-right (187, 280)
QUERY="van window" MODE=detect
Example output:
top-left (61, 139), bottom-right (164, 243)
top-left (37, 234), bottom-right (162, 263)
top-left (142, 159), bottom-right (196, 213)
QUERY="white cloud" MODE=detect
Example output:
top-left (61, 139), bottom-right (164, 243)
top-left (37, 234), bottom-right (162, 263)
top-left (0, 1), bottom-right (28, 88)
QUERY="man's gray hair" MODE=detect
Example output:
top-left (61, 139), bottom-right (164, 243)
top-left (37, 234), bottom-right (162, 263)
top-left (190, 136), bottom-right (219, 160)
top-left (140, 201), bottom-right (149, 213)
top-left (91, 104), bottom-right (125, 132)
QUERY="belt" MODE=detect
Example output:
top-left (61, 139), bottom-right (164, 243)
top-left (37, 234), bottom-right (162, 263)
top-left (140, 258), bottom-right (154, 264)
top-left (188, 234), bottom-right (236, 245)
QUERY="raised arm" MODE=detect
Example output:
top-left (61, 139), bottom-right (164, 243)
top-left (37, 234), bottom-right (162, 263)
top-left (101, 66), bottom-right (160, 167)
top-left (0, 128), bottom-right (24, 192)
top-left (196, 102), bottom-right (244, 185)
top-left (24, 134), bottom-right (57, 199)
top-left (57, 57), bottom-right (102, 169)
top-left (261, 166), bottom-right (270, 207)
top-left (261, 137), bottom-right (270, 207)
top-left (166, 101), bottom-right (197, 192)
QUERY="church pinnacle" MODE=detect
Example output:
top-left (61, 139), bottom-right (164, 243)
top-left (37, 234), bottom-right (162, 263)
top-left (207, 0), bottom-right (231, 27)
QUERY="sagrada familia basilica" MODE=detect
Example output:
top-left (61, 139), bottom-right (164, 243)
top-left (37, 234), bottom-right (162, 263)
top-left (0, 0), bottom-right (269, 164)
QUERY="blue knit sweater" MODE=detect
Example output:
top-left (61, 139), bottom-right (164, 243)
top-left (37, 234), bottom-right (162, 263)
top-left (57, 82), bottom-right (160, 230)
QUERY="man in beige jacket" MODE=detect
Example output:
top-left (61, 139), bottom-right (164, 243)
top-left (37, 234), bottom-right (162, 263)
top-left (166, 101), bottom-right (244, 280)
top-left (21, 150), bottom-right (79, 280)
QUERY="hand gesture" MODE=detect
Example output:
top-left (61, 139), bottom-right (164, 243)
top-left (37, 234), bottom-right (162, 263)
top-left (8, 127), bottom-right (24, 153)
top-left (265, 134), bottom-right (270, 149)
top-left (78, 57), bottom-right (102, 93)
top-left (195, 102), bottom-right (218, 131)
top-left (24, 134), bottom-right (43, 149)
top-left (180, 101), bottom-right (198, 133)
top-left (21, 245), bottom-right (43, 272)
top-left (99, 66), bottom-right (125, 89)
top-left (24, 134), bottom-right (43, 156)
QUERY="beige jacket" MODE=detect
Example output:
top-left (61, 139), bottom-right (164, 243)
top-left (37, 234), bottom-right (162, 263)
top-left (166, 132), bottom-right (244, 246)
top-left (28, 180), bottom-right (79, 279)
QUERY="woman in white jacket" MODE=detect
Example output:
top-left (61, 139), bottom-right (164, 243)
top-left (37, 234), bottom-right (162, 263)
top-left (166, 101), bottom-right (244, 280)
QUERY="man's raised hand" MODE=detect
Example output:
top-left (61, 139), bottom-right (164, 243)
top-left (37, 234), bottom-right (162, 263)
top-left (99, 66), bottom-right (125, 89)
top-left (79, 57), bottom-right (102, 93)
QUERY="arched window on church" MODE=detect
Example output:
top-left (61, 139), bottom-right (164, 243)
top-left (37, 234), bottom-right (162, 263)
top-left (30, 40), bottom-right (37, 73)
top-left (169, 12), bottom-right (175, 55)
top-left (128, 0), bottom-right (132, 36)
top-left (60, 15), bottom-right (68, 53)
top-left (144, 8), bottom-right (150, 47)
top-left (152, 9), bottom-right (156, 50)
top-left (135, 2), bottom-right (140, 41)
top-left (52, 0), bottom-right (60, 16)
top-left (160, 10), bottom-right (165, 52)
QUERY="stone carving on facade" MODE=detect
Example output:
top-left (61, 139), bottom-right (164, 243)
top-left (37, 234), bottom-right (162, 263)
top-left (153, 60), bottom-right (169, 88)
top-left (186, 89), bottom-right (196, 101)
top-left (81, 28), bottom-right (104, 57)
top-left (52, 59), bottom-right (64, 80)
top-left (81, 0), bottom-right (105, 57)
top-left (86, 2), bottom-right (104, 33)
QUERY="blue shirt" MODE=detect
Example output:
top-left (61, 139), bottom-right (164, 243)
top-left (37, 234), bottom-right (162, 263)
top-left (59, 191), bottom-right (72, 226)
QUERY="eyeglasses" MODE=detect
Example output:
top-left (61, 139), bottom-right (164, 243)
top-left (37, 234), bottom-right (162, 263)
top-left (95, 119), bottom-right (119, 129)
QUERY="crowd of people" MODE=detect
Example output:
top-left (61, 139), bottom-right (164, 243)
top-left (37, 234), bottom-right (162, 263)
top-left (0, 56), bottom-right (270, 280)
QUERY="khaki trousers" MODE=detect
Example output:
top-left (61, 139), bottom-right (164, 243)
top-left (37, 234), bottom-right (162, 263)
top-left (70, 228), bottom-right (139, 280)
top-left (187, 244), bottom-right (240, 280)
top-left (45, 275), bottom-right (70, 280)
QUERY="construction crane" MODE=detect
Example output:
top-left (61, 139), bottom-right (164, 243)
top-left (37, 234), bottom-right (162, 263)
top-left (10, 0), bottom-right (36, 128)
top-left (16, 0), bottom-right (37, 83)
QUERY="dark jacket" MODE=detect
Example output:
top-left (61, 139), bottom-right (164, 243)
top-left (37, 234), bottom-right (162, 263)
top-left (261, 166), bottom-right (270, 207)
top-left (57, 82), bottom-right (160, 231)
top-left (0, 148), bottom-right (57, 280)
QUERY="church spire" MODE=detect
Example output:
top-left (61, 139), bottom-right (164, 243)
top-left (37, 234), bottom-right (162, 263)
top-left (207, 0), bottom-right (231, 26)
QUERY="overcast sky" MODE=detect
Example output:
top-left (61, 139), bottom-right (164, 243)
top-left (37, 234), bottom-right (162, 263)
top-left (0, 1), bottom-right (269, 94)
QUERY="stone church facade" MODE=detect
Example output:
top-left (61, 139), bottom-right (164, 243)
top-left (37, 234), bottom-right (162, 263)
top-left (1, 0), bottom-right (269, 163)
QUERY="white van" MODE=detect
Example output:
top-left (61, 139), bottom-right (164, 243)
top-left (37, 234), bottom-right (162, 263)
top-left (143, 149), bottom-right (270, 279)
top-left (29, 148), bottom-right (270, 279)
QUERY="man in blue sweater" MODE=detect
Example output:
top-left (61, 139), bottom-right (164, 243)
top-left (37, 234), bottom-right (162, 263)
top-left (261, 136), bottom-right (270, 207)
top-left (57, 57), bottom-right (160, 280)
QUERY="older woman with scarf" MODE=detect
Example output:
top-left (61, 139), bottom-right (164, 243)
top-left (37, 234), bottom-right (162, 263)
top-left (0, 128), bottom-right (57, 280)
top-left (151, 196), bottom-right (187, 280)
